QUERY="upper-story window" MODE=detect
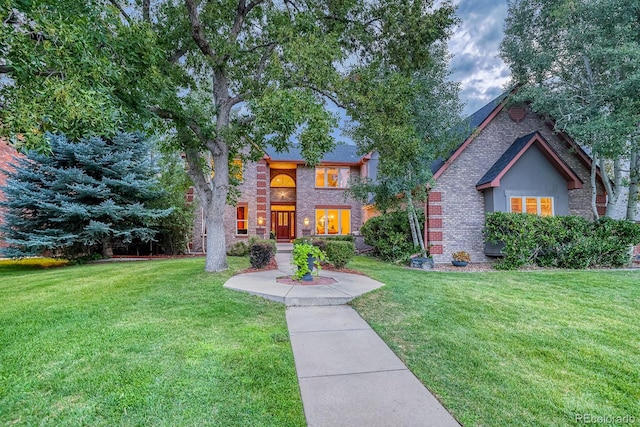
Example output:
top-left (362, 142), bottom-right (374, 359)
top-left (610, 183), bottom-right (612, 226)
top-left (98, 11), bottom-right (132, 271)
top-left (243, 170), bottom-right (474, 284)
top-left (315, 167), bottom-right (350, 188)
top-left (271, 174), bottom-right (295, 187)
top-left (510, 196), bottom-right (554, 216)
top-left (211, 158), bottom-right (243, 181)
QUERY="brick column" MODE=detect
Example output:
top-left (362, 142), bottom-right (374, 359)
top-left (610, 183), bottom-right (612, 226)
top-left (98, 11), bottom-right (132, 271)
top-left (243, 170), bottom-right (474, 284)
top-left (256, 160), bottom-right (268, 237)
top-left (426, 191), bottom-right (444, 255)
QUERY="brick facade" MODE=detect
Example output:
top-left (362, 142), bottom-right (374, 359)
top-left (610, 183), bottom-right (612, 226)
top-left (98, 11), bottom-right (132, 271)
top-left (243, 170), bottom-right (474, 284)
top-left (191, 156), bottom-right (366, 252)
top-left (0, 140), bottom-right (23, 249)
top-left (427, 108), bottom-right (605, 264)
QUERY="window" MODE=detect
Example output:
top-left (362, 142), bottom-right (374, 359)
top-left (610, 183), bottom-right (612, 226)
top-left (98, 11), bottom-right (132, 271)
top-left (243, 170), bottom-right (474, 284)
top-left (510, 197), bottom-right (554, 216)
top-left (236, 205), bottom-right (248, 234)
top-left (315, 208), bottom-right (351, 235)
top-left (315, 167), bottom-right (350, 188)
top-left (231, 159), bottom-right (243, 181)
top-left (211, 158), bottom-right (243, 180)
top-left (270, 174), bottom-right (295, 187)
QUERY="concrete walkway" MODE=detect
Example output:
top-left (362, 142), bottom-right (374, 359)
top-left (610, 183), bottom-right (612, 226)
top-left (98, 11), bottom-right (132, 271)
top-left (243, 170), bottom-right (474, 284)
top-left (223, 244), bottom-right (460, 427)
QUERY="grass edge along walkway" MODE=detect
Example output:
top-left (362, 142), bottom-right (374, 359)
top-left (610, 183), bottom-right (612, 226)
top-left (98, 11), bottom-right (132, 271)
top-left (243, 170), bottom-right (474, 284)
top-left (348, 257), bottom-right (640, 427)
top-left (0, 257), bottom-right (306, 427)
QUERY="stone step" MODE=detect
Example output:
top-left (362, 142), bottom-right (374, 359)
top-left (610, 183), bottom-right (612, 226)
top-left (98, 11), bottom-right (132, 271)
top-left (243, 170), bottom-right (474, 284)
top-left (276, 243), bottom-right (294, 253)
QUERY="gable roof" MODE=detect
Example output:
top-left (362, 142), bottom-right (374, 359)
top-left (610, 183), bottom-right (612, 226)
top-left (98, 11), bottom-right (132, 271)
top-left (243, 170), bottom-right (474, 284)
top-left (476, 131), bottom-right (583, 190)
top-left (430, 89), bottom-right (606, 189)
top-left (264, 143), bottom-right (364, 164)
top-left (431, 90), bottom-right (511, 177)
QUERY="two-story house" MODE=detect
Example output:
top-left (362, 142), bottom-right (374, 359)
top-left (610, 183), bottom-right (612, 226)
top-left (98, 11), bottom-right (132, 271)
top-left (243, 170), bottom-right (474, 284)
top-left (189, 144), bottom-right (375, 252)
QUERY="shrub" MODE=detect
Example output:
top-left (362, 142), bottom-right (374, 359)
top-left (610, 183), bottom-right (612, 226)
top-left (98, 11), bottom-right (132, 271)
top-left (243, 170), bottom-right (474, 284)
top-left (360, 209), bottom-right (424, 262)
top-left (227, 241), bottom-right (249, 257)
top-left (292, 243), bottom-right (325, 280)
top-left (249, 236), bottom-right (276, 254)
top-left (319, 235), bottom-right (355, 242)
top-left (485, 212), bottom-right (640, 270)
top-left (311, 238), bottom-right (327, 252)
top-left (325, 240), bottom-right (355, 268)
top-left (249, 241), bottom-right (276, 269)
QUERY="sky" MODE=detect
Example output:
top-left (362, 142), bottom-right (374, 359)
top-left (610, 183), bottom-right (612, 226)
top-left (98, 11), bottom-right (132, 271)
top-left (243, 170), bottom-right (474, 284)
top-left (332, 0), bottom-right (511, 143)
top-left (448, 0), bottom-right (511, 116)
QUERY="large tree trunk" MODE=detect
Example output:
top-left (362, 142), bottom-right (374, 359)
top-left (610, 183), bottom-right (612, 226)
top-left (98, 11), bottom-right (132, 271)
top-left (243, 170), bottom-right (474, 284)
top-left (184, 145), bottom-right (230, 273)
top-left (102, 238), bottom-right (113, 258)
top-left (627, 148), bottom-right (639, 220)
top-left (601, 157), bottom-right (623, 217)
top-left (203, 196), bottom-right (228, 272)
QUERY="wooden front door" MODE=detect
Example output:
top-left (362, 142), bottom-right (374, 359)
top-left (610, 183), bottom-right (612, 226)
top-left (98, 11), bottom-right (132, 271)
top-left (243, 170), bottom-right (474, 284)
top-left (272, 211), bottom-right (295, 240)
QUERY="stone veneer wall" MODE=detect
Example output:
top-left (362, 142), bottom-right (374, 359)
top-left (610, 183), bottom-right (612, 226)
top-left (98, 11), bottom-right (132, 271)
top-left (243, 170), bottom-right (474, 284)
top-left (428, 108), bottom-right (605, 264)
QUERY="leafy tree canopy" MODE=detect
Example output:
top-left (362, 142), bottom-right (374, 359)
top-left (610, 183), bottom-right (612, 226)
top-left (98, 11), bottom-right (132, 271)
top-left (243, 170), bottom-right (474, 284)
top-left (1, 0), bottom-right (459, 271)
top-left (500, 0), bottom-right (640, 218)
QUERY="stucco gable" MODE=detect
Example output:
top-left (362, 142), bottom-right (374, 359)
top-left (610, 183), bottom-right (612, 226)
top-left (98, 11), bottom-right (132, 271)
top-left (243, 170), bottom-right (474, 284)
top-left (476, 131), bottom-right (583, 190)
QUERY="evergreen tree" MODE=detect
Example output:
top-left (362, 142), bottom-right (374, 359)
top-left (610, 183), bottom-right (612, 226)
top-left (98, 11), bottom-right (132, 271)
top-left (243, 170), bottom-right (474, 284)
top-left (0, 132), bottom-right (171, 259)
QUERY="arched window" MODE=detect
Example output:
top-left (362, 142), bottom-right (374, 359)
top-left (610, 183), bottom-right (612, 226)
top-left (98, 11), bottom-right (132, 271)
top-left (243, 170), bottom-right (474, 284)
top-left (271, 174), bottom-right (295, 187)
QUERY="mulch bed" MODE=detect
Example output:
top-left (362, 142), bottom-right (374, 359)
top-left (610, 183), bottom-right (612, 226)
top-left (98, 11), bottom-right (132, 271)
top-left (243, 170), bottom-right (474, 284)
top-left (238, 257), bottom-right (278, 273)
top-left (424, 261), bottom-right (640, 272)
top-left (319, 263), bottom-right (368, 276)
top-left (238, 256), bottom-right (640, 275)
top-left (430, 262), bottom-right (495, 272)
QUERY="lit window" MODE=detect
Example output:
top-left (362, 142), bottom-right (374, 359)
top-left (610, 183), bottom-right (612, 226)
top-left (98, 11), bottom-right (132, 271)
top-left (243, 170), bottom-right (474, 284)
top-left (510, 198), bottom-right (522, 213)
top-left (509, 197), bottom-right (554, 216)
top-left (210, 158), bottom-right (243, 180)
top-left (315, 167), bottom-right (350, 188)
top-left (315, 208), bottom-right (351, 235)
top-left (271, 174), bottom-right (295, 187)
top-left (231, 159), bottom-right (243, 181)
top-left (236, 205), bottom-right (248, 234)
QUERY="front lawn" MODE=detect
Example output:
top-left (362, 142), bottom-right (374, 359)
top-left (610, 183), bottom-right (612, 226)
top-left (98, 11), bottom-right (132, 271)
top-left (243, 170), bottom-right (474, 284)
top-left (0, 257), bottom-right (305, 427)
top-left (349, 257), bottom-right (640, 427)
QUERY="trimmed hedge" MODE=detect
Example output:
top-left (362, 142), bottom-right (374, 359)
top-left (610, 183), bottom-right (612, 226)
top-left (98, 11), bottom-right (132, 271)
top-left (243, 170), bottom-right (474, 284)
top-left (249, 240), bottom-right (276, 269)
top-left (226, 241), bottom-right (249, 257)
top-left (325, 240), bottom-right (355, 268)
top-left (360, 209), bottom-right (424, 262)
top-left (485, 212), bottom-right (640, 270)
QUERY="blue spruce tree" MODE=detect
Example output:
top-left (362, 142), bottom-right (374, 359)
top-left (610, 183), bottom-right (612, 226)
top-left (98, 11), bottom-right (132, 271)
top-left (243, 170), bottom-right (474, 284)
top-left (0, 132), bottom-right (170, 259)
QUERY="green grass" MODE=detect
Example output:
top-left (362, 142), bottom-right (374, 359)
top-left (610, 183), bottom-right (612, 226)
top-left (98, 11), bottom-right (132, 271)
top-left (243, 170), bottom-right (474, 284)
top-left (349, 257), bottom-right (640, 427)
top-left (0, 258), bottom-right (305, 427)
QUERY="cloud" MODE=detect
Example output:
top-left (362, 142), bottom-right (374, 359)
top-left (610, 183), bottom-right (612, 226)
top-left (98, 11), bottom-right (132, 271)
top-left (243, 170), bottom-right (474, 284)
top-left (448, 0), bottom-right (511, 116)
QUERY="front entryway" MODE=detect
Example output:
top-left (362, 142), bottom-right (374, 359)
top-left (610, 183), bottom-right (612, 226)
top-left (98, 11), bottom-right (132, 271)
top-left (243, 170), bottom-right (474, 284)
top-left (273, 210), bottom-right (295, 240)
top-left (270, 170), bottom-right (297, 241)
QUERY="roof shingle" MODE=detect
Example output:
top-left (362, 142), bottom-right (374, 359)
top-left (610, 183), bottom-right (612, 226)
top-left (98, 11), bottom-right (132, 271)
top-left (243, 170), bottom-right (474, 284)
top-left (265, 143), bottom-right (363, 163)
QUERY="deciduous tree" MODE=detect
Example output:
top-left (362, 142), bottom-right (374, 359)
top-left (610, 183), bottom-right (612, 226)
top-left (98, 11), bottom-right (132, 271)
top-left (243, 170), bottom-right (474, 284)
top-left (1, 0), bottom-right (458, 271)
top-left (500, 0), bottom-right (640, 219)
